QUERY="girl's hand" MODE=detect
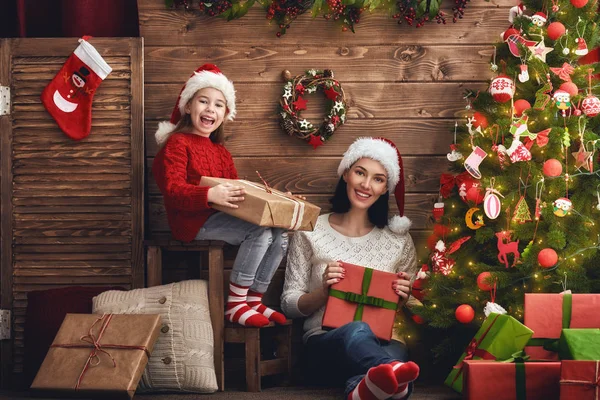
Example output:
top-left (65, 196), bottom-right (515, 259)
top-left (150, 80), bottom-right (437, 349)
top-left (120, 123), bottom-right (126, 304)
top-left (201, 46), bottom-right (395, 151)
top-left (285, 191), bottom-right (307, 201)
top-left (392, 271), bottom-right (412, 300)
top-left (207, 183), bottom-right (245, 209)
top-left (322, 261), bottom-right (345, 288)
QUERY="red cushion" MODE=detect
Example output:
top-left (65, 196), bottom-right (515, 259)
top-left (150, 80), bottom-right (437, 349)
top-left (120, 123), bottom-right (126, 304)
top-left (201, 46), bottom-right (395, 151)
top-left (24, 286), bottom-right (123, 387)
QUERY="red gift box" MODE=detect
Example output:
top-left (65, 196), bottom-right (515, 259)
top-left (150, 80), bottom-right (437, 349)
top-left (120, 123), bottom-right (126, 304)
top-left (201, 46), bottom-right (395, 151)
top-left (322, 262), bottom-right (400, 341)
top-left (560, 360), bottom-right (600, 400)
top-left (524, 293), bottom-right (600, 360)
top-left (463, 359), bottom-right (561, 400)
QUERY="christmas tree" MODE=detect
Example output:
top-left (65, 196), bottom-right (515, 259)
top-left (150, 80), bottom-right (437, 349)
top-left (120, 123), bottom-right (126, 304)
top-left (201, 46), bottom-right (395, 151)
top-left (406, 0), bottom-right (600, 363)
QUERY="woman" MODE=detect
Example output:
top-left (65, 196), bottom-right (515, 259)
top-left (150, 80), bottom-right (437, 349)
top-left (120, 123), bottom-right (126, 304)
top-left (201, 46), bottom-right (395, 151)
top-left (281, 137), bottom-right (420, 400)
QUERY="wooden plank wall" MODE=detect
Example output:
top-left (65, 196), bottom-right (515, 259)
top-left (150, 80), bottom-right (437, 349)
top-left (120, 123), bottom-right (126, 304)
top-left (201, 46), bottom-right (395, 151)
top-left (138, 0), bottom-right (512, 282)
top-left (0, 38), bottom-right (144, 381)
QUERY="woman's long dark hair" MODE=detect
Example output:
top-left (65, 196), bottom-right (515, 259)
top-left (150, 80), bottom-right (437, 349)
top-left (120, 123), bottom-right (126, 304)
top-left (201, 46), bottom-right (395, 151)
top-left (329, 176), bottom-right (389, 229)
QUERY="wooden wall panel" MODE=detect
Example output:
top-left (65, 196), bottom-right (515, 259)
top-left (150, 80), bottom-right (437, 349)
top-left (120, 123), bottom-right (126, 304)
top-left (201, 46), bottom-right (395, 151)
top-left (0, 38), bottom-right (144, 383)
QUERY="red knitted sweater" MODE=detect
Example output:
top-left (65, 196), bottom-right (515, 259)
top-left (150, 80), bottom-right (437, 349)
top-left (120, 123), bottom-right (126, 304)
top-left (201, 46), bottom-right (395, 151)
top-left (152, 133), bottom-right (238, 242)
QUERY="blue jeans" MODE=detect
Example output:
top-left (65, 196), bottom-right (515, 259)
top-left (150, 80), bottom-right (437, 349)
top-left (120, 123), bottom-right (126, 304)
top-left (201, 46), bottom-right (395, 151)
top-left (195, 212), bottom-right (288, 293)
top-left (305, 321), bottom-right (413, 399)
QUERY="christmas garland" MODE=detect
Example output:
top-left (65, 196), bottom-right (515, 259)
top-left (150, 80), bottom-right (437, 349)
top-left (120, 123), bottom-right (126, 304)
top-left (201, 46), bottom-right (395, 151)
top-left (166, 0), bottom-right (470, 36)
top-left (279, 69), bottom-right (347, 149)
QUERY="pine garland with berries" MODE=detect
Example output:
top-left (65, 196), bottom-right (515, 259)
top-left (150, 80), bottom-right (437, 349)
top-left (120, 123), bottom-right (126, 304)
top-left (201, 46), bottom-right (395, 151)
top-left (165, 0), bottom-right (471, 36)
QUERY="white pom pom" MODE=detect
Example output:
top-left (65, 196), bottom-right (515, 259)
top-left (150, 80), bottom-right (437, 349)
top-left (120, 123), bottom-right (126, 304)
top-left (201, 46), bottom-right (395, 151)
top-left (155, 121), bottom-right (176, 147)
top-left (388, 215), bottom-right (411, 234)
top-left (484, 301), bottom-right (507, 317)
top-left (434, 240), bottom-right (446, 253)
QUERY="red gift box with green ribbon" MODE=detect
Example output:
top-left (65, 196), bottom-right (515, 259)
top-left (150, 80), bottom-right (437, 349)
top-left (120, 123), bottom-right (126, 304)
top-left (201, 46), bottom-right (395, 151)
top-left (322, 262), bottom-right (400, 341)
top-left (560, 360), bottom-right (600, 400)
top-left (524, 293), bottom-right (600, 360)
top-left (463, 354), bottom-right (561, 400)
top-left (445, 313), bottom-right (533, 393)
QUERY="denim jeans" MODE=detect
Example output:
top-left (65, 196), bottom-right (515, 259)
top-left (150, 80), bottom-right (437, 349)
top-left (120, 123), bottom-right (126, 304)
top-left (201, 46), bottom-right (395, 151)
top-left (305, 321), bottom-right (413, 399)
top-left (195, 212), bottom-right (288, 293)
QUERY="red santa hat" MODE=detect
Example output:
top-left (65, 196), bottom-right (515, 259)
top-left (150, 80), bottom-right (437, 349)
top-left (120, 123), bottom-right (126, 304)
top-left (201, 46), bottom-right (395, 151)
top-left (155, 63), bottom-right (236, 147)
top-left (337, 137), bottom-right (411, 234)
top-left (532, 12), bottom-right (547, 22)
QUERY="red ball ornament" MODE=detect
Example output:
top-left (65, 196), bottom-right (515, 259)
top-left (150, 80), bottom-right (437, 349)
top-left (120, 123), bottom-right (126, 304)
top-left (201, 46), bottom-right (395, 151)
top-left (412, 315), bottom-right (426, 324)
top-left (513, 99), bottom-right (531, 117)
top-left (543, 159), bottom-right (563, 177)
top-left (547, 22), bottom-right (566, 41)
top-left (489, 75), bottom-right (515, 103)
top-left (472, 112), bottom-right (489, 129)
top-left (477, 272), bottom-right (494, 291)
top-left (455, 304), bottom-right (475, 324)
top-left (559, 82), bottom-right (579, 97)
top-left (466, 186), bottom-right (485, 205)
top-left (538, 248), bottom-right (558, 268)
top-left (581, 95), bottom-right (600, 117)
top-left (570, 0), bottom-right (588, 7)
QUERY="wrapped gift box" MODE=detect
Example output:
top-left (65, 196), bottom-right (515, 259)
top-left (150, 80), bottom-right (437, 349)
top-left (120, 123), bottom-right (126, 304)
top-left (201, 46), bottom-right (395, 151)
top-left (31, 313), bottom-right (161, 399)
top-left (445, 313), bottom-right (533, 393)
top-left (463, 359), bottom-right (561, 400)
top-left (560, 360), bottom-right (600, 400)
top-left (199, 176), bottom-right (320, 231)
top-left (524, 293), bottom-right (600, 360)
top-left (559, 329), bottom-right (600, 360)
top-left (322, 262), bottom-right (400, 341)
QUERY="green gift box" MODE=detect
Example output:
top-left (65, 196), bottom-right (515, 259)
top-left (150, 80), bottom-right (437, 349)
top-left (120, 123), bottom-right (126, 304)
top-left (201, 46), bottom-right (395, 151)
top-left (444, 313), bottom-right (534, 393)
top-left (558, 329), bottom-right (600, 360)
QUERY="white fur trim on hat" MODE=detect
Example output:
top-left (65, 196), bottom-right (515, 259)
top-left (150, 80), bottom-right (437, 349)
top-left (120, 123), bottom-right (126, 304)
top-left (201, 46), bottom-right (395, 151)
top-left (388, 215), bottom-right (411, 234)
top-left (178, 70), bottom-right (236, 121)
top-left (337, 137), bottom-right (400, 192)
top-left (155, 121), bottom-right (176, 148)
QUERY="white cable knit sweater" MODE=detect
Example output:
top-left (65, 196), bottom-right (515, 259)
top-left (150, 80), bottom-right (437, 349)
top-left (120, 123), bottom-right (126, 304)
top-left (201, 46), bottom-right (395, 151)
top-left (281, 213), bottom-right (418, 343)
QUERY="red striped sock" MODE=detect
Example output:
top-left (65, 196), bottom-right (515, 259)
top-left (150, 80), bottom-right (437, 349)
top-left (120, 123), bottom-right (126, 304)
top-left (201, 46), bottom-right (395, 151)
top-left (225, 283), bottom-right (269, 327)
top-left (347, 364), bottom-right (397, 400)
top-left (247, 290), bottom-right (287, 325)
top-left (390, 361), bottom-right (420, 399)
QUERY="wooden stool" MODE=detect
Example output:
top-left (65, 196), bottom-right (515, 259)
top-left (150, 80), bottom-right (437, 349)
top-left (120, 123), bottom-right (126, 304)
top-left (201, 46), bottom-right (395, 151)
top-left (145, 238), bottom-right (226, 391)
top-left (224, 320), bottom-right (293, 392)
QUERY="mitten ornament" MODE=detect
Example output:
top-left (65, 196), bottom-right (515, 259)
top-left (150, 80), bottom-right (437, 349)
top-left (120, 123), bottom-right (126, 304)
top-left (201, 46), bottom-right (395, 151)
top-left (41, 37), bottom-right (112, 140)
top-left (464, 146), bottom-right (487, 179)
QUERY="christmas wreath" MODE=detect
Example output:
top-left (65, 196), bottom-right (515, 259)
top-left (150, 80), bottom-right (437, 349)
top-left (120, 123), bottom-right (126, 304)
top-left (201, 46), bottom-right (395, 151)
top-left (166, 0), bottom-right (470, 36)
top-left (279, 69), bottom-right (347, 149)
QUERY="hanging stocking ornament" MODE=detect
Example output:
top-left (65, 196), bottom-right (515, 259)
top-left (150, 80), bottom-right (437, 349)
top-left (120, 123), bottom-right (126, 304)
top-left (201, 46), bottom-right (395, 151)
top-left (498, 115), bottom-right (532, 163)
top-left (41, 37), bottom-right (112, 140)
top-left (518, 63), bottom-right (530, 83)
top-left (464, 146), bottom-right (488, 179)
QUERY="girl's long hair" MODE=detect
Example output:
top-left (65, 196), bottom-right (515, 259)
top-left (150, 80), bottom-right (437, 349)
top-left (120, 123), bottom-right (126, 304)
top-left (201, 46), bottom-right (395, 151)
top-left (329, 176), bottom-right (389, 228)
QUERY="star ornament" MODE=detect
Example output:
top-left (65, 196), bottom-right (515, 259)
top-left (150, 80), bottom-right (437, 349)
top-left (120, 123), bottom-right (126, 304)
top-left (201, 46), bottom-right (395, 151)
top-left (292, 96), bottom-right (308, 111)
top-left (528, 40), bottom-right (554, 62)
top-left (299, 119), bottom-right (312, 130)
top-left (572, 144), bottom-right (593, 171)
top-left (324, 86), bottom-right (340, 101)
top-left (308, 134), bottom-right (324, 149)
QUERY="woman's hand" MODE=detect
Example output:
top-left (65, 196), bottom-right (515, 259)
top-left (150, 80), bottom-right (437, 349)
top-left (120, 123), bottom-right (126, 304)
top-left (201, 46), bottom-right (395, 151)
top-left (207, 183), bottom-right (245, 208)
top-left (285, 191), bottom-right (307, 201)
top-left (392, 271), bottom-right (412, 301)
top-left (322, 261), bottom-right (345, 288)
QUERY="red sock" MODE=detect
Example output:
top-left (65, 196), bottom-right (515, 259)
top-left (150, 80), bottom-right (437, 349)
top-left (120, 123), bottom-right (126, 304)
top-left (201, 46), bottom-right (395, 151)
top-left (390, 361), bottom-right (420, 399)
top-left (347, 364), bottom-right (397, 400)
top-left (225, 283), bottom-right (269, 327)
top-left (247, 290), bottom-right (287, 325)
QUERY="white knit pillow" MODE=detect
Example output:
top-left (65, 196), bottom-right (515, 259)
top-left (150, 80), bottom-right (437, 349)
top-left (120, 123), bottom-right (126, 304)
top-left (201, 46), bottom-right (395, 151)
top-left (92, 280), bottom-right (217, 393)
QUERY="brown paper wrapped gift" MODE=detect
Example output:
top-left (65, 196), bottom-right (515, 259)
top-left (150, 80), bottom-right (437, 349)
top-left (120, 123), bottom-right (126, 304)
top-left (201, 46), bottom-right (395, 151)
top-left (200, 176), bottom-right (320, 231)
top-left (31, 313), bottom-right (161, 399)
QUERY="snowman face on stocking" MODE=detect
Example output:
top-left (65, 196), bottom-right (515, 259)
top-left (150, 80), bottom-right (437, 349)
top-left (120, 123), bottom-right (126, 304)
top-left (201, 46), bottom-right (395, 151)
top-left (553, 197), bottom-right (572, 217)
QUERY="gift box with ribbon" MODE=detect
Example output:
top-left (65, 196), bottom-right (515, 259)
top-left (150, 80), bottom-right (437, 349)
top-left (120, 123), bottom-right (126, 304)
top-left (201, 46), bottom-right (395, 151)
top-left (31, 313), bottom-right (161, 399)
top-left (445, 313), bottom-right (533, 393)
top-left (199, 176), bottom-right (320, 231)
top-left (559, 329), bottom-right (600, 360)
top-left (463, 355), bottom-right (561, 400)
top-left (524, 293), bottom-right (600, 360)
top-left (321, 262), bottom-right (400, 341)
top-left (560, 360), bottom-right (600, 400)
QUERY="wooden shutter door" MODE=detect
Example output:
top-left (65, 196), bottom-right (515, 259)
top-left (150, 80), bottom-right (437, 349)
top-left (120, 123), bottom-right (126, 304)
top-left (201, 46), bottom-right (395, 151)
top-left (0, 38), bottom-right (144, 386)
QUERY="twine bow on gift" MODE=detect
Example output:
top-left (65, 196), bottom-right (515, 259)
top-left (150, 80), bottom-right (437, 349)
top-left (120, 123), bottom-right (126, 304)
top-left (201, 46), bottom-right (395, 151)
top-left (560, 361), bottom-right (600, 400)
top-left (256, 170), bottom-right (273, 194)
top-left (329, 267), bottom-right (398, 322)
top-left (50, 314), bottom-right (151, 390)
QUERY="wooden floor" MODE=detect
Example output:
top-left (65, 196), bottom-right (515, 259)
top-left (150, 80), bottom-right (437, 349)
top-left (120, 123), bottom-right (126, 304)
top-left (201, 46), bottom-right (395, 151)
top-left (0, 384), bottom-right (461, 399)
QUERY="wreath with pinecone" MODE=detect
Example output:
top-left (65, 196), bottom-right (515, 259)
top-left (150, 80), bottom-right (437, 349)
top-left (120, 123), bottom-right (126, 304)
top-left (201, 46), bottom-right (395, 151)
top-left (279, 69), bottom-right (347, 149)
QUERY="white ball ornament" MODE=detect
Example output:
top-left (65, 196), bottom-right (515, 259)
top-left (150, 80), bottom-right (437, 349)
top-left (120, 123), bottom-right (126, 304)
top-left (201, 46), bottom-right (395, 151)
top-left (489, 75), bottom-right (515, 103)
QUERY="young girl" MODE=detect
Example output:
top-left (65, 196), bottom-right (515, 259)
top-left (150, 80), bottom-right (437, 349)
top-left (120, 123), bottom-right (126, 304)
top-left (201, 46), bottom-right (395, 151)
top-left (153, 64), bottom-right (287, 328)
top-left (281, 137), bottom-right (420, 400)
